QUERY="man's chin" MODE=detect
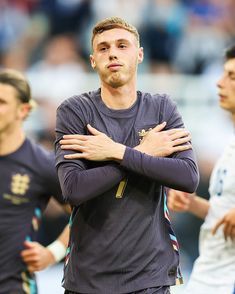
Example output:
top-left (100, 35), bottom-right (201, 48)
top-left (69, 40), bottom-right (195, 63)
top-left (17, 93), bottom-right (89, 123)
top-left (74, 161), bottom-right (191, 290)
top-left (108, 77), bottom-right (125, 88)
top-left (219, 102), bottom-right (230, 112)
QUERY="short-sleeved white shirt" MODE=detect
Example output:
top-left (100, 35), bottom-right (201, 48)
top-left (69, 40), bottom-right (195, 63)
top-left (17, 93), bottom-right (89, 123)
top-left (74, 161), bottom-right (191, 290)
top-left (185, 135), bottom-right (235, 294)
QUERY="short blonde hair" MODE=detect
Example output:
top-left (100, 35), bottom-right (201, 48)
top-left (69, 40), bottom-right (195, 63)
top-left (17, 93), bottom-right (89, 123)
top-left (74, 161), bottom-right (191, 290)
top-left (91, 16), bottom-right (140, 48)
top-left (0, 69), bottom-right (31, 103)
top-left (0, 69), bottom-right (37, 112)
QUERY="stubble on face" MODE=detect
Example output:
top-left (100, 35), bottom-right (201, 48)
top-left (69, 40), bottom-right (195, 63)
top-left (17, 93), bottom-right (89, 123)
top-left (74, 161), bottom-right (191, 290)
top-left (107, 72), bottom-right (124, 88)
top-left (92, 28), bottom-right (141, 89)
top-left (97, 65), bottom-right (127, 88)
top-left (100, 59), bottom-right (138, 89)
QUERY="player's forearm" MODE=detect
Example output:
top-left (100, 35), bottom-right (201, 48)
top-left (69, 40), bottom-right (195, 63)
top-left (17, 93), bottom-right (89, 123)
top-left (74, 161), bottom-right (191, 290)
top-left (57, 224), bottom-right (70, 247)
top-left (22, 225), bottom-right (69, 272)
top-left (58, 163), bottom-right (126, 206)
top-left (120, 147), bottom-right (199, 193)
top-left (106, 142), bottom-right (126, 161)
top-left (47, 224), bottom-right (70, 264)
top-left (188, 195), bottom-right (210, 219)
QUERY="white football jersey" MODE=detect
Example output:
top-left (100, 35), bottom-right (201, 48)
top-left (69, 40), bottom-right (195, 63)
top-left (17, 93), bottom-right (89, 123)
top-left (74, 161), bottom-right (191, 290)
top-left (185, 135), bottom-right (235, 294)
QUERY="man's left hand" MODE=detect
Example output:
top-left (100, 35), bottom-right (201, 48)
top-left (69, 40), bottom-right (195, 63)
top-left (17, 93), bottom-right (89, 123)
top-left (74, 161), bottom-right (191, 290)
top-left (212, 208), bottom-right (235, 241)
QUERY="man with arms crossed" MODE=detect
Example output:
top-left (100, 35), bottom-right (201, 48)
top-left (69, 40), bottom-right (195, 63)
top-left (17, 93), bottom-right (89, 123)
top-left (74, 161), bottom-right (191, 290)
top-left (168, 44), bottom-right (235, 294)
top-left (56, 17), bottom-right (199, 294)
top-left (0, 69), bottom-right (69, 294)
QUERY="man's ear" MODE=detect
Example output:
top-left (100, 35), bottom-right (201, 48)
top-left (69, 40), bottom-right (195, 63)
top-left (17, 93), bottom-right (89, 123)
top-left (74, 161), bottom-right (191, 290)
top-left (18, 103), bottom-right (32, 120)
top-left (138, 47), bottom-right (144, 64)
top-left (90, 55), bottom-right (96, 70)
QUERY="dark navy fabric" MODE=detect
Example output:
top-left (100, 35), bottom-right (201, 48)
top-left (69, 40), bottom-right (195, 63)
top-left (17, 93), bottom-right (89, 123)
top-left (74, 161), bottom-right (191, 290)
top-left (0, 139), bottom-right (62, 293)
top-left (56, 89), bottom-right (199, 294)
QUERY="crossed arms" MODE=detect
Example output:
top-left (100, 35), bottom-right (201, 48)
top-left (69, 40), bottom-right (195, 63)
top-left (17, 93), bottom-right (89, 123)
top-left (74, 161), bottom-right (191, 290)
top-left (56, 122), bottom-right (199, 206)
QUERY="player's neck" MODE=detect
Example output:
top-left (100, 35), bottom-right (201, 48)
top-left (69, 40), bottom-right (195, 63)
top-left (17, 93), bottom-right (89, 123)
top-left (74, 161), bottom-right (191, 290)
top-left (100, 82), bottom-right (137, 110)
top-left (0, 127), bottom-right (25, 156)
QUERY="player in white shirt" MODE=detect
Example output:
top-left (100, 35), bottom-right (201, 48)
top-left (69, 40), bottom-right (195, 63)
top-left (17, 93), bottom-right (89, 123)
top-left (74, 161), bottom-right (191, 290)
top-left (168, 44), bottom-right (235, 294)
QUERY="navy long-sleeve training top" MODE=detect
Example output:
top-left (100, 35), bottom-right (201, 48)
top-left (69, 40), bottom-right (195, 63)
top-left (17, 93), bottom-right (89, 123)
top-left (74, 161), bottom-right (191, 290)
top-left (55, 89), bottom-right (199, 294)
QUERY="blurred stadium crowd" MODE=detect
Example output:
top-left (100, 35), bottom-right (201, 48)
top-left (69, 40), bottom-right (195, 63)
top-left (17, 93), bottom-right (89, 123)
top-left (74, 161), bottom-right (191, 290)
top-left (1, 0), bottom-right (235, 134)
top-left (1, 0), bottom-right (235, 133)
top-left (1, 0), bottom-right (234, 280)
top-left (1, 0), bottom-right (235, 74)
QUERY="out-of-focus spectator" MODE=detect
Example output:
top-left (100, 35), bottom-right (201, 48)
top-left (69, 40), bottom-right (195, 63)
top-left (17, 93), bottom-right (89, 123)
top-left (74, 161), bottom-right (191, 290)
top-left (27, 34), bottom-right (88, 136)
top-left (0, 0), bottom-right (50, 71)
top-left (140, 0), bottom-right (187, 73)
top-left (85, 0), bottom-right (146, 57)
top-left (0, 0), bottom-right (30, 53)
top-left (91, 0), bottom-right (145, 28)
top-left (173, 0), bottom-right (235, 74)
top-left (38, 0), bottom-right (92, 37)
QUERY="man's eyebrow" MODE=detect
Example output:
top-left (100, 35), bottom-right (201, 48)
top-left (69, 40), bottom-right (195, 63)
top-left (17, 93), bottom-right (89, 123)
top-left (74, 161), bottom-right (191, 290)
top-left (97, 39), bottom-right (131, 47)
top-left (226, 70), bottom-right (235, 77)
top-left (116, 38), bottom-right (130, 43)
top-left (97, 41), bottom-right (109, 47)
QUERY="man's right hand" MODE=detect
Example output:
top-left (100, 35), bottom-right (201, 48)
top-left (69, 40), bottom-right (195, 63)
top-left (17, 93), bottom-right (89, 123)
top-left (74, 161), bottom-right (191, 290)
top-left (168, 189), bottom-right (209, 219)
top-left (168, 189), bottom-right (191, 212)
top-left (135, 122), bottom-right (192, 157)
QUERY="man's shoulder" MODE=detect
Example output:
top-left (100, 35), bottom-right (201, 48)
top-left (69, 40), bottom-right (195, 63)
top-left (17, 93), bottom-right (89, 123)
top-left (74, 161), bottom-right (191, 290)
top-left (139, 91), bottom-right (172, 106)
top-left (138, 91), bottom-right (178, 123)
top-left (58, 89), bottom-right (99, 109)
top-left (23, 138), bottom-right (54, 167)
top-left (9, 139), bottom-right (55, 181)
top-left (140, 91), bottom-right (169, 100)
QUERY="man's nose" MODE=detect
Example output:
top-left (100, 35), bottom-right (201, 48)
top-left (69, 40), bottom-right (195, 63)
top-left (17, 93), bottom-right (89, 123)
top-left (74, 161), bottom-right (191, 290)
top-left (217, 77), bottom-right (224, 88)
top-left (109, 46), bottom-right (118, 60)
top-left (109, 54), bottom-right (118, 60)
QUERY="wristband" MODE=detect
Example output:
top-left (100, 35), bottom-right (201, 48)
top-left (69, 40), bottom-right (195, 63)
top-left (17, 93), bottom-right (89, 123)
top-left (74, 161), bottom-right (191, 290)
top-left (47, 240), bottom-right (67, 263)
